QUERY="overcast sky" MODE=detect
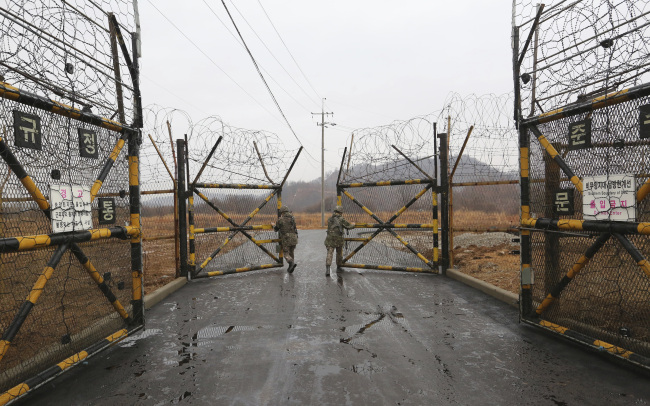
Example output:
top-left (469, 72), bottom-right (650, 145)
top-left (137, 1), bottom-right (514, 181)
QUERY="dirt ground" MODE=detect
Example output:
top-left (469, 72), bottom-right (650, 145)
top-left (452, 243), bottom-right (520, 294)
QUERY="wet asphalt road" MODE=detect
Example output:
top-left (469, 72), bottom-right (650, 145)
top-left (23, 230), bottom-right (650, 405)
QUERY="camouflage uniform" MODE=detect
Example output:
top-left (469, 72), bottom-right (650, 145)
top-left (324, 206), bottom-right (355, 275)
top-left (274, 206), bottom-right (298, 273)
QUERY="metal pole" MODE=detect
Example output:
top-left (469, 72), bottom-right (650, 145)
top-left (321, 101), bottom-right (325, 227)
top-left (177, 139), bottom-right (188, 279)
top-left (438, 132), bottom-right (450, 274)
top-left (312, 99), bottom-right (333, 227)
top-left (108, 13), bottom-right (125, 124)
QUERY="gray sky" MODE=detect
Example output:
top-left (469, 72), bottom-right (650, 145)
top-left (138, 1), bottom-right (514, 181)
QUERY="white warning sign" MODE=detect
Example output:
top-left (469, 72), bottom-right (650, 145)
top-left (582, 174), bottom-right (636, 222)
top-left (50, 184), bottom-right (92, 232)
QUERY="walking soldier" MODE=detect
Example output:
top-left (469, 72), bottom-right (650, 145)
top-left (275, 206), bottom-right (298, 273)
top-left (324, 205), bottom-right (356, 276)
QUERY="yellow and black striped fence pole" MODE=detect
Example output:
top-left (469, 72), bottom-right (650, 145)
top-left (342, 188), bottom-right (435, 270)
top-left (0, 243), bottom-right (69, 364)
top-left (0, 328), bottom-right (134, 406)
top-left (534, 233), bottom-right (611, 316)
top-left (341, 184), bottom-right (433, 264)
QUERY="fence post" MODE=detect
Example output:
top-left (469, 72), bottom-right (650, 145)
top-left (438, 132), bottom-right (450, 274)
top-left (129, 129), bottom-right (144, 325)
top-left (177, 139), bottom-right (189, 279)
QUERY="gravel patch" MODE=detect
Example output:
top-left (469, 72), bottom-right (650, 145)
top-left (453, 232), bottom-right (518, 249)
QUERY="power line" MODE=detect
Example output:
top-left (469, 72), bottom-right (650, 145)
top-left (256, 0), bottom-right (322, 102)
top-left (144, 0), bottom-right (281, 124)
top-left (226, 0), bottom-right (321, 108)
top-left (200, 0), bottom-right (314, 114)
top-left (219, 0), bottom-right (311, 157)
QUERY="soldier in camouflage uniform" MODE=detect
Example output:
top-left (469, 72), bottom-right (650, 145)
top-left (324, 205), bottom-right (356, 276)
top-left (274, 206), bottom-right (298, 273)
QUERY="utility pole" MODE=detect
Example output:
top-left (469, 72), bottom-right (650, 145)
top-left (311, 98), bottom-right (335, 227)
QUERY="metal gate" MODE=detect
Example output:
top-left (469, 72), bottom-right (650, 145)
top-left (335, 119), bottom-right (440, 273)
top-left (0, 83), bottom-right (143, 403)
top-left (514, 1), bottom-right (650, 369)
top-left (177, 135), bottom-right (302, 279)
top-left (0, 2), bottom-right (143, 402)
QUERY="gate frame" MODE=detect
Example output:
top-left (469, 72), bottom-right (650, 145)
top-left (0, 82), bottom-right (144, 404)
top-left (517, 77), bottom-right (650, 369)
top-left (335, 144), bottom-right (441, 273)
top-left (177, 139), bottom-right (302, 279)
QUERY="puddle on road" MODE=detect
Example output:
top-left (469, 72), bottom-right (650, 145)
top-left (195, 325), bottom-right (264, 339)
top-left (119, 329), bottom-right (162, 348)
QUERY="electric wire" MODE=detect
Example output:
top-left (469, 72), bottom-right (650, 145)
top-left (219, 0), bottom-right (319, 164)
top-left (226, 0), bottom-right (321, 108)
top-left (144, 0), bottom-right (282, 124)
top-left (256, 0), bottom-right (322, 102)
top-left (200, 0), bottom-right (315, 114)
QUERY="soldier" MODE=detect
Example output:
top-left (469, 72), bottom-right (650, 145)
top-left (324, 205), bottom-right (356, 277)
top-left (274, 206), bottom-right (298, 273)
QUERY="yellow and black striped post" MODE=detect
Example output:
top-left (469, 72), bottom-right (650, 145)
top-left (128, 130), bottom-right (143, 324)
top-left (69, 244), bottom-right (132, 323)
top-left (519, 124), bottom-right (533, 316)
top-left (0, 328), bottom-right (133, 406)
top-left (197, 188), bottom-right (280, 273)
top-left (0, 243), bottom-right (69, 364)
top-left (534, 233), bottom-right (611, 316)
top-left (277, 189), bottom-right (284, 264)
top-left (342, 188), bottom-right (435, 270)
top-left (613, 233), bottom-right (650, 279)
top-left (90, 132), bottom-right (129, 202)
top-left (177, 139), bottom-right (189, 278)
top-left (188, 188), bottom-right (196, 273)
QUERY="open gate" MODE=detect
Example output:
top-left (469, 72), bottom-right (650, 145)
top-left (335, 118), bottom-right (440, 273)
top-left (0, 83), bottom-right (143, 402)
top-left (0, 2), bottom-right (143, 403)
top-left (514, 1), bottom-right (650, 369)
top-left (177, 133), bottom-right (301, 279)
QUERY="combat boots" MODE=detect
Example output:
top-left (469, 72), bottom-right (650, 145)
top-left (287, 262), bottom-right (296, 273)
top-left (325, 265), bottom-right (331, 276)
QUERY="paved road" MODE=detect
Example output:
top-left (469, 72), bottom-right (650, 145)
top-left (23, 230), bottom-right (650, 405)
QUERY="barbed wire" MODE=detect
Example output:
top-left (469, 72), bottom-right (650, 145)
top-left (142, 105), bottom-right (300, 187)
top-left (514, 0), bottom-right (650, 117)
top-left (0, 0), bottom-right (137, 123)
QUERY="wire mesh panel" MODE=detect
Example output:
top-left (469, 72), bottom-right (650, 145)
top-left (515, 1), bottom-right (650, 369)
top-left (145, 107), bottom-right (302, 279)
top-left (0, 1), bottom-right (142, 403)
top-left (439, 94), bottom-right (520, 278)
top-left (0, 87), bottom-right (143, 402)
top-left (338, 117), bottom-right (438, 273)
top-left (140, 107), bottom-right (188, 292)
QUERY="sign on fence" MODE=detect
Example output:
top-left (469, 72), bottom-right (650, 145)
top-left (49, 184), bottom-right (92, 232)
top-left (582, 174), bottom-right (636, 222)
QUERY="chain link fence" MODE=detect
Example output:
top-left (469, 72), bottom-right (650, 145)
top-left (0, 1), bottom-right (143, 402)
top-left (439, 93), bottom-right (520, 292)
top-left (144, 106), bottom-right (301, 280)
top-left (338, 117), bottom-right (438, 272)
top-left (515, 0), bottom-right (650, 368)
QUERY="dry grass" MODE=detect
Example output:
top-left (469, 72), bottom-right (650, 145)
top-left (452, 243), bottom-right (520, 294)
top-left (452, 210), bottom-right (519, 229)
